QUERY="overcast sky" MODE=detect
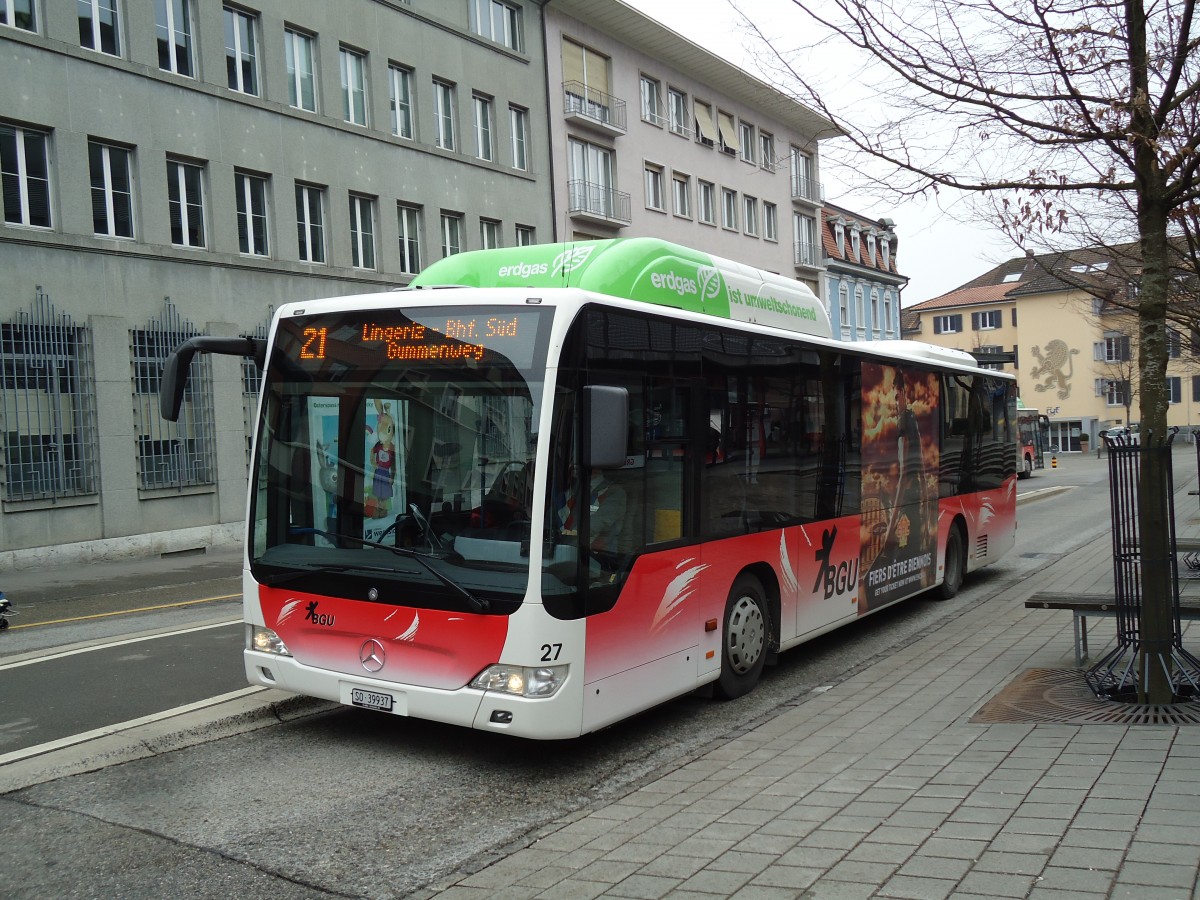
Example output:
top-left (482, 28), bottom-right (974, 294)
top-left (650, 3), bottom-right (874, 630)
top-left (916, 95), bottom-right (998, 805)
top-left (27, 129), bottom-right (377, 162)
top-left (622, 0), bottom-right (1019, 305)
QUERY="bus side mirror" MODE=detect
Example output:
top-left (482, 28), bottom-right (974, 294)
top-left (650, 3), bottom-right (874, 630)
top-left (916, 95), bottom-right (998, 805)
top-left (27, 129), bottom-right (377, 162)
top-left (583, 385), bottom-right (628, 469)
top-left (160, 336), bottom-right (267, 422)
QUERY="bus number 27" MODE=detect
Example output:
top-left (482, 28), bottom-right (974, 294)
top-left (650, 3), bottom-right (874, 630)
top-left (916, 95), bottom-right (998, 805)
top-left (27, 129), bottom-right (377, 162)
top-left (540, 643), bottom-right (562, 662)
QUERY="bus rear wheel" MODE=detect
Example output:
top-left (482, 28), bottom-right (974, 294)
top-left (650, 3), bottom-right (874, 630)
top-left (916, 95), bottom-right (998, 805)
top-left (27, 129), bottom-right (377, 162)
top-left (935, 524), bottom-right (966, 601)
top-left (716, 575), bottom-right (769, 699)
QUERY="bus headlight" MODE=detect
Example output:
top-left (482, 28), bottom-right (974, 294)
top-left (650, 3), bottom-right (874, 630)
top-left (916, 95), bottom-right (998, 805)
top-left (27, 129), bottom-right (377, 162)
top-left (250, 625), bottom-right (291, 656)
top-left (470, 664), bottom-right (568, 698)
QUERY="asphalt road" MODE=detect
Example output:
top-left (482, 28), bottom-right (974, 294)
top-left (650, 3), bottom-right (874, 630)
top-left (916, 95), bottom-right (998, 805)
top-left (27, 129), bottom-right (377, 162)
top-left (0, 452), bottom-right (1129, 899)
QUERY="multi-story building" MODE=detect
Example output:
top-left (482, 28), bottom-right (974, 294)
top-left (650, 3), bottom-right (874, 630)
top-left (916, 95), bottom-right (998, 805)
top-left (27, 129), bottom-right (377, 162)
top-left (0, 0), bottom-right (553, 563)
top-left (542, 0), bottom-right (835, 296)
top-left (822, 204), bottom-right (906, 341)
top-left (904, 246), bottom-right (1199, 450)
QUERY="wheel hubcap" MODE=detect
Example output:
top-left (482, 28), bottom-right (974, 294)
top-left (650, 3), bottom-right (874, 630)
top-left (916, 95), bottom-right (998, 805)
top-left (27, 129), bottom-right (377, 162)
top-left (727, 596), bottom-right (765, 674)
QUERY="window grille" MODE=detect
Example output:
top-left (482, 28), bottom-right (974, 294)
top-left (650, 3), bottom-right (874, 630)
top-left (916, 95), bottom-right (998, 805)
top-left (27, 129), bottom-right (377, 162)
top-left (1, 287), bottom-right (99, 501)
top-left (131, 298), bottom-right (215, 490)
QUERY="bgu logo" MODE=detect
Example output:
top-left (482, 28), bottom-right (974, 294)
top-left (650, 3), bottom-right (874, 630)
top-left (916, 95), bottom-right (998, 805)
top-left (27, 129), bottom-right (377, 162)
top-left (813, 526), bottom-right (859, 600)
top-left (304, 600), bottom-right (336, 627)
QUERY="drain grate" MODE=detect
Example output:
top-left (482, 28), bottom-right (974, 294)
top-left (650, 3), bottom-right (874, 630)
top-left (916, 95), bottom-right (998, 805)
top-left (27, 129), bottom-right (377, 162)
top-left (971, 668), bottom-right (1200, 726)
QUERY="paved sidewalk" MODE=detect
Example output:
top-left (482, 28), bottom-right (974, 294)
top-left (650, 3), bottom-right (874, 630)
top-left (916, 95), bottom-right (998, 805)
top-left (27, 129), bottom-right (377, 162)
top-left (425, 457), bottom-right (1200, 900)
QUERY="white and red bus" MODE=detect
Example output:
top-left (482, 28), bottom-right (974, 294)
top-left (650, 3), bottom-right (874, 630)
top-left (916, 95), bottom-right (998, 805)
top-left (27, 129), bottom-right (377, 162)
top-left (162, 238), bottom-right (1017, 739)
top-left (1016, 406), bottom-right (1050, 477)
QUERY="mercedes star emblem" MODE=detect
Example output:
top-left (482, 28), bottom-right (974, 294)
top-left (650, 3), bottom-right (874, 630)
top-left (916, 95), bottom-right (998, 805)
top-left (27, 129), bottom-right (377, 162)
top-left (360, 639), bottom-right (386, 673)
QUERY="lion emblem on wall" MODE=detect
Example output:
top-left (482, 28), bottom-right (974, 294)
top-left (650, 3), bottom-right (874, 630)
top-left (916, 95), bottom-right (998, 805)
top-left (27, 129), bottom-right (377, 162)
top-left (1030, 339), bottom-right (1080, 399)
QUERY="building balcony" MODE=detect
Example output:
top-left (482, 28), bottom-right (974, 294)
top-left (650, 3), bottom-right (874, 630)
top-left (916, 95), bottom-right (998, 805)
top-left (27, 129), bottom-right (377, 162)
top-left (794, 240), bottom-right (820, 268)
top-left (791, 175), bottom-right (824, 205)
top-left (563, 82), bottom-right (627, 135)
top-left (568, 180), bottom-right (632, 226)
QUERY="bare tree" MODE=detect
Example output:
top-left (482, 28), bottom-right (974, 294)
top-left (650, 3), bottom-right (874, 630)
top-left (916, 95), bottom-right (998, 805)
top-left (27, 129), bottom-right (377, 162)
top-left (740, 0), bottom-right (1200, 701)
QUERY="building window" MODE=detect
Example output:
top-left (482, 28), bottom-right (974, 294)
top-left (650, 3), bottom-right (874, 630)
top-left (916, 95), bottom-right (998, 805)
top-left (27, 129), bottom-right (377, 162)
top-left (470, 0), bottom-right (522, 52)
top-left (697, 180), bottom-right (715, 224)
top-left (285, 28), bottom-right (317, 112)
top-left (156, 0), bottom-right (194, 77)
top-left (480, 217), bottom-right (500, 249)
top-left (1, 0), bottom-right (36, 31)
top-left (672, 172), bottom-right (690, 218)
top-left (167, 158), bottom-right (204, 248)
top-left (834, 221), bottom-right (845, 256)
top-left (295, 183), bottom-right (325, 263)
top-left (871, 289), bottom-right (881, 338)
top-left (473, 94), bottom-right (494, 161)
top-left (567, 137), bottom-right (615, 218)
top-left (721, 188), bottom-right (737, 230)
top-left (235, 170), bottom-right (269, 256)
top-left (764, 201), bottom-right (777, 241)
top-left (838, 283), bottom-right (850, 335)
top-left (434, 80), bottom-right (456, 150)
top-left (850, 228), bottom-right (861, 260)
top-left (717, 110), bottom-right (739, 155)
top-left (348, 194), bottom-right (375, 269)
top-left (1169, 376), bottom-right (1182, 404)
top-left (340, 47), bottom-right (368, 126)
top-left (978, 344), bottom-right (1005, 371)
top-left (791, 146), bottom-right (815, 200)
top-left (645, 163), bottom-right (664, 211)
top-left (794, 212), bottom-right (816, 266)
top-left (881, 240), bottom-right (890, 268)
top-left (739, 122), bottom-right (755, 163)
top-left (397, 202), bottom-right (421, 274)
top-left (224, 6), bottom-right (258, 95)
top-left (562, 38), bottom-right (612, 125)
top-left (515, 224), bottom-right (535, 246)
top-left (441, 212), bottom-right (463, 257)
top-left (510, 105), bottom-right (528, 170)
top-left (866, 232), bottom-right (876, 265)
top-left (883, 291), bottom-right (894, 335)
top-left (640, 75), bottom-right (664, 126)
top-left (668, 88), bottom-right (689, 136)
top-left (388, 64), bottom-right (414, 138)
top-left (933, 314), bottom-right (963, 334)
top-left (1102, 379), bottom-right (1128, 406)
top-left (88, 141), bottom-right (133, 239)
top-left (854, 286), bottom-right (866, 338)
top-left (78, 0), bottom-right (120, 56)
top-left (972, 310), bottom-right (1002, 330)
top-left (694, 100), bottom-right (716, 147)
top-left (759, 131), bottom-right (775, 171)
top-left (1, 123), bottom-right (51, 228)
top-left (1103, 333), bottom-right (1131, 362)
top-left (743, 195), bottom-right (758, 236)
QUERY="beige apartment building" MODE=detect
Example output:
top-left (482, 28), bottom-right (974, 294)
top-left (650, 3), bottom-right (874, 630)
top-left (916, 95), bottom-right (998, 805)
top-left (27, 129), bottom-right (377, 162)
top-left (904, 247), bottom-right (1199, 451)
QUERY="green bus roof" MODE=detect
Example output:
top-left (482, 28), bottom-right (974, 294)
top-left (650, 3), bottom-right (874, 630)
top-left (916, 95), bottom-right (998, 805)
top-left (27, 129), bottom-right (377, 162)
top-left (410, 238), bottom-right (831, 339)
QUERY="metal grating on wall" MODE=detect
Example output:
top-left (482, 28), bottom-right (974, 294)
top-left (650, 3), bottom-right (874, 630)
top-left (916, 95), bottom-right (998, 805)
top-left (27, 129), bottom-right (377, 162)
top-left (130, 297), bottom-right (215, 490)
top-left (241, 315), bottom-right (270, 471)
top-left (0, 286), bottom-right (99, 502)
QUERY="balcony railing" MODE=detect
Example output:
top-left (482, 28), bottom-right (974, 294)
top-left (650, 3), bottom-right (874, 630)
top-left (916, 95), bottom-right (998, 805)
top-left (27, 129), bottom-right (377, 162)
top-left (568, 179), bottom-right (632, 226)
top-left (794, 240), bottom-right (819, 268)
top-left (791, 175), bottom-right (823, 204)
top-left (563, 81), bottom-right (627, 134)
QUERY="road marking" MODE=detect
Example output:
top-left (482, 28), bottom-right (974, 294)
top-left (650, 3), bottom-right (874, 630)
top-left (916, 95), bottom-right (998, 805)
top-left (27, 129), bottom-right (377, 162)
top-left (0, 686), bottom-right (266, 766)
top-left (8, 593), bottom-right (240, 629)
top-left (0, 619), bottom-right (241, 671)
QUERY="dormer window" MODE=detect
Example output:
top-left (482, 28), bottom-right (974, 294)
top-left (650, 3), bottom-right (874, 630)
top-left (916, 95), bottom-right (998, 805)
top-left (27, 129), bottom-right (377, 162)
top-left (850, 228), bottom-right (861, 261)
top-left (867, 232), bottom-right (876, 265)
top-left (880, 240), bottom-right (890, 268)
top-left (834, 221), bottom-right (845, 256)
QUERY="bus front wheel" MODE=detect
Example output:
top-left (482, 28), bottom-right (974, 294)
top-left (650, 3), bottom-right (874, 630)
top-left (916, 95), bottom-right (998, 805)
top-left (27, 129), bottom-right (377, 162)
top-left (935, 524), bottom-right (967, 601)
top-left (716, 575), bottom-right (769, 699)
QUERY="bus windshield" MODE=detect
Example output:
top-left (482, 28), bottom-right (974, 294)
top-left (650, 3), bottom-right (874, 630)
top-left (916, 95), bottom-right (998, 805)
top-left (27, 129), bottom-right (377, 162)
top-left (249, 304), bottom-right (552, 612)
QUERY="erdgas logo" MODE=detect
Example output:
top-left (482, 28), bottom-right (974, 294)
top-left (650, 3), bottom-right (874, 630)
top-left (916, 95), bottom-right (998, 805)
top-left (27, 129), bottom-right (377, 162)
top-left (650, 270), bottom-right (700, 297)
top-left (552, 245), bottom-right (596, 275)
top-left (497, 261), bottom-right (549, 278)
top-left (697, 266), bottom-right (722, 301)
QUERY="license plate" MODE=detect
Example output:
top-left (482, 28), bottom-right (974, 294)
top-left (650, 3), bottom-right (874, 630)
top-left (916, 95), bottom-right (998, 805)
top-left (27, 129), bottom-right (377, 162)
top-left (350, 688), bottom-right (394, 712)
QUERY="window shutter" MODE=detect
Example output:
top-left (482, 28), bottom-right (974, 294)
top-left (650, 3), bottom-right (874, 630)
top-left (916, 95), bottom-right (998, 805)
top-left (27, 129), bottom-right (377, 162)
top-left (971, 312), bottom-right (981, 330)
top-left (1193, 375), bottom-right (1200, 402)
top-left (1011, 308), bottom-right (1017, 326)
top-left (1094, 342), bottom-right (1103, 361)
top-left (1120, 335), bottom-right (1131, 361)
top-left (933, 318), bottom-right (943, 335)
top-left (1095, 378), bottom-right (1103, 397)
top-left (717, 111), bottom-right (739, 152)
top-left (952, 314), bottom-right (962, 332)
top-left (694, 102), bottom-right (718, 143)
top-left (562, 39), bottom-right (585, 88)
top-left (1012, 344), bottom-right (1019, 369)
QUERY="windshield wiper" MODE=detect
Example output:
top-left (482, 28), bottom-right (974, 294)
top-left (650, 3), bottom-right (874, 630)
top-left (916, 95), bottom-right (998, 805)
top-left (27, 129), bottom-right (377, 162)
top-left (282, 527), bottom-right (490, 613)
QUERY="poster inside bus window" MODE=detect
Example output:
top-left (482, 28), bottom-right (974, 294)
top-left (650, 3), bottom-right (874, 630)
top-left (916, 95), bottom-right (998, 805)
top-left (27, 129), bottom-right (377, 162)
top-left (364, 398), bottom-right (408, 543)
top-left (307, 396), bottom-right (340, 548)
top-left (859, 363), bottom-right (940, 612)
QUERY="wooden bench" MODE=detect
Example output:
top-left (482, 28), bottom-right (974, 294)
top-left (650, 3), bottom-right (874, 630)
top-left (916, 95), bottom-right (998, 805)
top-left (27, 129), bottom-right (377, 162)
top-left (1025, 593), bottom-right (1200, 666)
